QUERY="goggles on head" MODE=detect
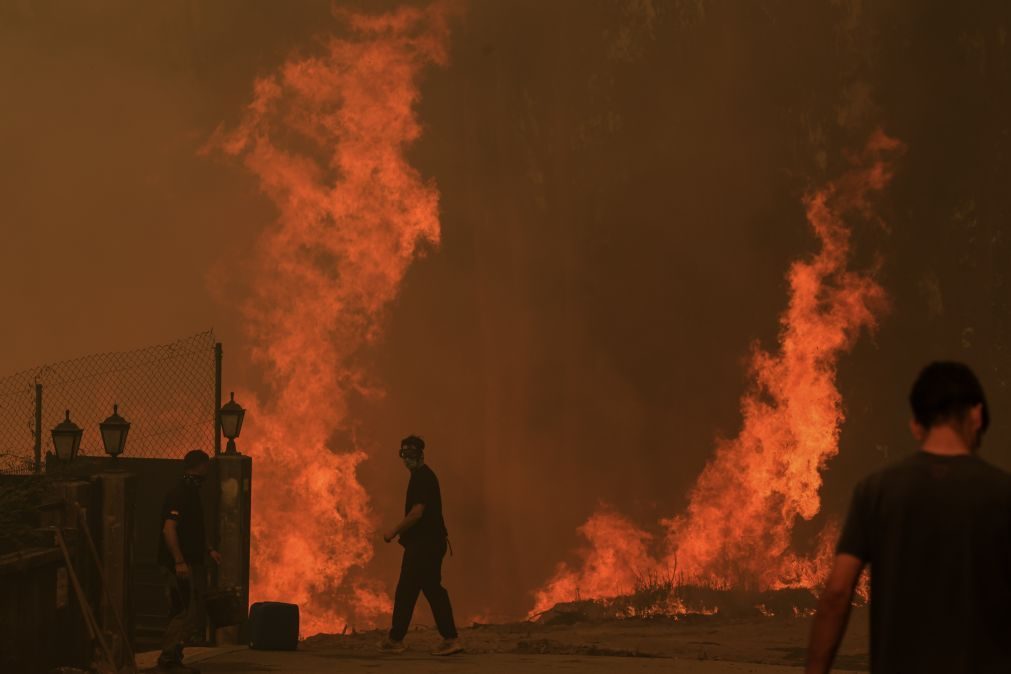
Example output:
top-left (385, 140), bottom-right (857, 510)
top-left (399, 446), bottom-right (422, 459)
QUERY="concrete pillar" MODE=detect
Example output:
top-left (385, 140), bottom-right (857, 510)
top-left (42, 479), bottom-right (91, 530)
top-left (42, 479), bottom-right (94, 666)
top-left (214, 454), bottom-right (252, 644)
top-left (42, 478), bottom-right (93, 611)
top-left (95, 470), bottom-right (135, 644)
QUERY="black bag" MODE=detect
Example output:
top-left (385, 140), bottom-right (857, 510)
top-left (248, 602), bottom-right (299, 650)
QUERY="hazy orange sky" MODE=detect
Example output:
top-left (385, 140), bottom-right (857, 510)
top-left (3, 0), bottom-right (1010, 620)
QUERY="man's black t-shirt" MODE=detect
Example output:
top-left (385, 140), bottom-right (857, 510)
top-left (837, 451), bottom-right (1011, 673)
top-left (157, 479), bottom-right (207, 568)
top-left (399, 464), bottom-right (447, 548)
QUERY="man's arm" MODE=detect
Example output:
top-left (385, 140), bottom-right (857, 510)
top-left (163, 519), bottom-right (190, 578)
top-left (384, 504), bottom-right (424, 543)
top-left (805, 553), bottom-right (865, 674)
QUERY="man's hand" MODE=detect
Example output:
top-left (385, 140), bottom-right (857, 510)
top-left (174, 560), bottom-right (191, 579)
top-left (209, 549), bottom-right (222, 565)
top-left (383, 505), bottom-right (423, 544)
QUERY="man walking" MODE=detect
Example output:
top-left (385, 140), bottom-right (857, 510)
top-left (380, 435), bottom-right (462, 656)
top-left (156, 450), bottom-right (222, 673)
top-left (806, 361), bottom-right (1011, 673)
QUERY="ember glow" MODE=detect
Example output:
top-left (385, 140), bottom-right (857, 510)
top-left (210, 4), bottom-right (452, 634)
top-left (533, 132), bottom-right (904, 614)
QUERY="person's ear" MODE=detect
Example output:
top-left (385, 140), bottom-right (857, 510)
top-left (909, 417), bottom-right (926, 442)
top-left (968, 404), bottom-right (983, 433)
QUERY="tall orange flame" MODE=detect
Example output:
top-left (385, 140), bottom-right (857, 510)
top-left (210, 4), bottom-right (452, 635)
top-left (534, 131), bottom-right (904, 613)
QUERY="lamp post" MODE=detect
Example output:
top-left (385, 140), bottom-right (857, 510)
top-left (51, 410), bottom-right (83, 463)
top-left (96, 404), bottom-right (134, 640)
top-left (99, 403), bottom-right (130, 461)
top-left (215, 391), bottom-right (251, 645)
top-left (219, 392), bottom-right (246, 455)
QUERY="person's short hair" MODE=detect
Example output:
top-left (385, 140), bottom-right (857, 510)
top-left (909, 361), bottom-right (990, 433)
top-left (183, 449), bottom-right (211, 470)
top-left (400, 435), bottom-right (425, 454)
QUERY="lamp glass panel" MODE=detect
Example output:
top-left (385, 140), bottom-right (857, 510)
top-left (53, 432), bottom-right (73, 461)
top-left (221, 412), bottom-right (239, 439)
top-left (101, 427), bottom-right (124, 456)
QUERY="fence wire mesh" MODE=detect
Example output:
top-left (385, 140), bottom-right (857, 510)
top-left (0, 331), bottom-right (218, 474)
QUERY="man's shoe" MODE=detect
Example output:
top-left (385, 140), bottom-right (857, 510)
top-left (378, 637), bottom-right (407, 654)
top-left (431, 639), bottom-right (464, 656)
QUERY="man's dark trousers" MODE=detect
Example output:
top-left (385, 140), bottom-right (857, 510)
top-left (160, 564), bottom-right (206, 661)
top-left (389, 541), bottom-right (457, 641)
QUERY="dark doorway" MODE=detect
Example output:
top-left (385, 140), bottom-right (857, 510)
top-left (49, 455), bottom-right (221, 651)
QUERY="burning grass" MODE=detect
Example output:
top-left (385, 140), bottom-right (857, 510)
top-left (533, 566), bottom-right (823, 625)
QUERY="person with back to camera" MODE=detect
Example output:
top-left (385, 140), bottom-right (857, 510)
top-left (806, 361), bottom-right (1011, 673)
top-left (379, 435), bottom-right (463, 656)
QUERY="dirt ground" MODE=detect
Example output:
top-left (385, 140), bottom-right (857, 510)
top-left (152, 607), bottom-right (870, 673)
top-left (190, 651), bottom-right (863, 674)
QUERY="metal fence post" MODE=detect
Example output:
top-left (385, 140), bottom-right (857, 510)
top-left (33, 382), bottom-right (42, 474)
top-left (215, 343), bottom-right (223, 456)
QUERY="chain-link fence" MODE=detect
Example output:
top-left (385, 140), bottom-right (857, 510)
top-left (0, 331), bottom-right (220, 475)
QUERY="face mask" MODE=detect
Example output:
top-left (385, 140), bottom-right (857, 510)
top-left (399, 445), bottom-right (423, 469)
top-left (398, 446), bottom-right (419, 459)
top-left (183, 474), bottom-right (204, 489)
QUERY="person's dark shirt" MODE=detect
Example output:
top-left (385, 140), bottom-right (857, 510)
top-left (157, 477), bottom-right (207, 568)
top-left (837, 451), bottom-right (1011, 673)
top-left (399, 464), bottom-right (447, 548)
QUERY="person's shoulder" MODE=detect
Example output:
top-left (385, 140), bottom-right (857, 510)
top-left (845, 453), bottom-right (926, 500)
top-left (867, 452), bottom-right (1011, 486)
top-left (408, 465), bottom-right (438, 485)
top-left (417, 464), bottom-right (441, 489)
top-left (973, 455), bottom-right (1011, 486)
top-left (856, 453), bottom-right (918, 488)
